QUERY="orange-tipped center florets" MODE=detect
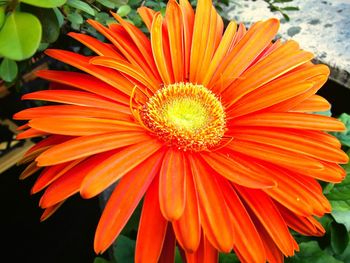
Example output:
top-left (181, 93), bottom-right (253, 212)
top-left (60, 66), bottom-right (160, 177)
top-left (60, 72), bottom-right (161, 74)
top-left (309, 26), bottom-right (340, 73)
top-left (142, 83), bottom-right (226, 151)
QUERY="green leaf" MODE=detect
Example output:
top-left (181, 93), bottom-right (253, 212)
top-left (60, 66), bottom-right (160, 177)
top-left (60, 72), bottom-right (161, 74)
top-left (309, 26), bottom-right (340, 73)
top-left (326, 160), bottom-right (350, 200)
top-left (93, 257), bottom-right (111, 263)
top-left (0, 6), bottom-right (5, 28)
top-left (22, 6), bottom-right (60, 43)
top-left (96, 0), bottom-right (116, 9)
top-left (0, 11), bottom-right (42, 60)
top-left (332, 210), bottom-right (350, 231)
top-left (67, 0), bottom-right (95, 16)
top-left (285, 241), bottom-right (342, 263)
top-left (219, 253), bottom-right (240, 263)
top-left (20, 0), bottom-right (66, 8)
top-left (0, 58), bottom-right (18, 82)
top-left (117, 5), bottom-right (131, 17)
top-left (330, 222), bottom-right (349, 254)
top-left (53, 7), bottom-right (64, 27)
top-left (67, 12), bottom-right (83, 24)
top-left (331, 200), bottom-right (350, 211)
top-left (281, 6), bottom-right (300, 11)
top-left (112, 235), bottom-right (135, 263)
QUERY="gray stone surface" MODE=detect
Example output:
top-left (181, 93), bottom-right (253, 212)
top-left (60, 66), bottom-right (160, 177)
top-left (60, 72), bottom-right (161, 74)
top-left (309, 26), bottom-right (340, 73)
top-left (224, 0), bottom-right (350, 88)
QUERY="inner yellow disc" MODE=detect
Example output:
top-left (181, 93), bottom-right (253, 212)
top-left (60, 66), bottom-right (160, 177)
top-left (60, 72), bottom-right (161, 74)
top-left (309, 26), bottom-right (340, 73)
top-left (141, 83), bottom-right (226, 152)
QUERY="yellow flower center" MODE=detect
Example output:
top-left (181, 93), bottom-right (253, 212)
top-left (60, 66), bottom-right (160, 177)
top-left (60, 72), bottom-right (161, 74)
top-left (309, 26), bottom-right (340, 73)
top-left (141, 83), bottom-right (226, 151)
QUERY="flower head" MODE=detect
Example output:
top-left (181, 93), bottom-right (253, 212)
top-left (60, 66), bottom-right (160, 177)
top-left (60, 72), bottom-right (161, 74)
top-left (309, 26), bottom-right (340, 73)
top-left (15, 0), bottom-right (348, 262)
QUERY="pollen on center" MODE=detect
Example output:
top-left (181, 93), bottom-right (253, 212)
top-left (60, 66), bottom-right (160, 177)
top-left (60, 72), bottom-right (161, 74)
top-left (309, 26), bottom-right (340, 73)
top-left (141, 82), bottom-right (226, 152)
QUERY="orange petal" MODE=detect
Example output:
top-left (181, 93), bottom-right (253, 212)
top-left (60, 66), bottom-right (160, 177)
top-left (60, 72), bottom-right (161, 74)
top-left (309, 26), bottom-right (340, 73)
top-left (189, 154), bottom-right (234, 252)
top-left (80, 139), bottom-right (163, 198)
top-left (201, 152), bottom-right (276, 188)
top-left (137, 6), bottom-right (156, 31)
top-left (230, 81), bottom-right (315, 118)
top-left (276, 203), bottom-right (325, 236)
top-left (165, 0), bottom-right (184, 82)
top-left (229, 128), bottom-right (348, 163)
top-left (172, 155), bottom-right (201, 252)
top-left (35, 70), bottom-right (129, 105)
top-left (39, 151), bottom-right (118, 208)
top-left (14, 105), bottom-right (130, 121)
top-left (151, 13), bottom-right (173, 84)
top-left (32, 158), bottom-right (83, 194)
top-left (223, 40), bottom-right (314, 105)
top-left (45, 49), bottom-right (134, 96)
top-left (22, 90), bottom-right (130, 114)
top-left (68, 32), bottom-right (124, 58)
top-left (135, 175), bottom-right (168, 263)
top-left (229, 112), bottom-right (345, 132)
top-left (209, 19), bottom-right (280, 91)
top-left (40, 202), bottom-right (64, 222)
top-left (29, 117), bottom-right (143, 136)
top-left (217, 177), bottom-right (266, 263)
top-left (110, 12), bottom-right (161, 81)
top-left (90, 56), bottom-right (159, 93)
top-left (185, 235), bottom-right (218, 263)
top-left (36, 131), bottom-right (149, 166)
top-left (94, 150), bottom-right (164, 253)
top-left (179, 0), bottom-right (194, 80)
top-left (227, 140), bottom-right (324, 171)
top-left (19, 161), bottom-right (41, 180)
top-left (202, 21), bottom-right (237, 86)
top-left (291, 95), bottom-right (331, 112)
top-left (189, 0), bottom-right (212, 82)
top-left (235, 186), bottom-right (295, 256)
top-left (159, 148), bottom-right (186, 221)
top-left (16, 128), bottom-right (47, 140)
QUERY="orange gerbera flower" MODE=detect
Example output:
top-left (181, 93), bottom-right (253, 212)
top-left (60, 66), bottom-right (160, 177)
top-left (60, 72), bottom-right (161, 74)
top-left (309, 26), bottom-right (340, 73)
top-left (14, 0), bottom-right (348, 262)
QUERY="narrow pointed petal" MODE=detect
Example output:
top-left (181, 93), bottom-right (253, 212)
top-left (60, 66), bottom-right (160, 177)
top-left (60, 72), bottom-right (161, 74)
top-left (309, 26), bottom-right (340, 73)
top-left (159, 148), bottom-right (186, 221)
top-left (40, 202), bottom-right (64, 222)
top-left (45, 49), bottom-right (134, 96)
top-left (229, 112), bottom-right (345, 132)
top-left (151, 13), bottom-right (173, 84)
top-left (209, 19), bottom-right (280, 90)
top-left (189, 154), bottom-right (234, 252)
top-left (291, 95), bottom-right (331, 112)
top-left (218, 177), bottom-right (266, 263)
top-left (94, 150), bottom-right (164, 253)
top-left (68, 32), bottom-right (124, 58)
top-left (179, 0), bottom-right (194, 80)
top-left (229, 128), bottom-right (348, 163)
top-left (227, 140), bottom-right (324, 171)
top-left (172, 156), bottom-right (201, 252)
top-left (135, 176), bottom-right (168, 263)
top-left (202, 21), bottom-right (237, 86)
top-left (16, 128), bottom-right (47, 140)
top-left (190, 0), bottom-right (212, 82)
top-left (201, 152), bottom-right (276, 188)
top-left (276, 203), bottom-right (325, 236)
top-left (32, 158), bottom-right (83, 194)
top-left (166, 0), bottom-right (184, 82)
top-left (36, 131), bottom-right (149, 166)
top-left (35, 70), bottom-right (129, 105)
top-left (110, 12), bottom-right (161, 81)
top-left (137, 6), bottom-right (156, 31)
top-left (236, 186), bottom-right (295, 256)
top-left (22, 90), bottom-right (130, 114)
top-left (14, 105), bottom-right (130, 121)
top-left (158, 225), bottom-right (176, 263)
top-left (19, 161), bottom-right (41, 180)
top-left (90, 56), bottom-right (159, 92)
top-left (80, 139), bottom-right (162, 198)
top-left (29, 117), bottom-right (143, 136)
top-left (230, 82), bottom-right (314, 118)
